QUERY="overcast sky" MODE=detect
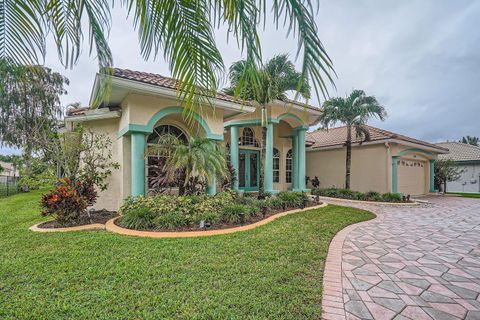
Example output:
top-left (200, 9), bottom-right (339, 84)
top-left (2, 0), bottom-right (479, 155)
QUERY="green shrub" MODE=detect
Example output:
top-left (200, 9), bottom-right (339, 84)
top-left (277, 191), bottom-right (306, 208)
top-left (193, 211), bottom-right (221, 225)
top-left (154, 211), bottom-right (188, 230)
top-left (121, 206), bottom-right (156, 230)
top-left (221, 203), bottom-right (250, 223)
top-left (311, 188), bottom-right (405, 203)
top-left (266, 197), bottom-right (284, 210)
top-left (365, 191), bottom-right (382, 201)
top-left (381, 192), bottom-right (403, 203)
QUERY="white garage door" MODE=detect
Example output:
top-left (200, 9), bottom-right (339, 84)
top-left (398, 158), bottom-right (426, 195)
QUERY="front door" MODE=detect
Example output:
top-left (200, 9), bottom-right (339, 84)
top-left (238, 149), bottom-right (259, 191)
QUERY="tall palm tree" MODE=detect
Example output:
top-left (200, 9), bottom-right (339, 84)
top-left (318, 90), bottom-right (387, 189)
top-left (461, 136), bottom-right (479, 146)
top-left (224, 54), bottom-right (310, 197)
top-left (0, 0), bottom-right (335, 117)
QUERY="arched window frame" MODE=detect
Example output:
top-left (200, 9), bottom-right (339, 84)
top-left (239, 127), bottom-right (259, 147)
top-left (273, 148), bottom-right (280, 183)
top-left (286, 149), bottom-right (293, 183)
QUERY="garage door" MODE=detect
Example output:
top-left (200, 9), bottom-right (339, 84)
top-left (397, 158), bottom-right (426, 195)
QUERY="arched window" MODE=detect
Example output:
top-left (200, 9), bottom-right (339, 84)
top-left (240, 127), bottom-right (259, 147)
top-left (146, 124), bottom-right (188, 193)
top-left (273, 148), bottom-right (280, 183)
top-left (147, 124), bottom-right (187, 144)
top-left (285, 149), bottom-right (293, 183)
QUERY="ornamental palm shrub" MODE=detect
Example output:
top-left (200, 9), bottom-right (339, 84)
top-left (277, 191), bottom-right (305, 208)
top-left (318, 90), bottom-right (387, 189)
top-left (153, 135), bottom-right (228, 195)
top-left (381, 193), bottom-right (403, 203)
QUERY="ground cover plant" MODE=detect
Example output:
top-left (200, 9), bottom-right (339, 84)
top-left (119, 191), bottom-right (313, 231)
top-left (312, 187), bottom-right (406, 203)
top-left (0, 190), bottom-right (373, 319)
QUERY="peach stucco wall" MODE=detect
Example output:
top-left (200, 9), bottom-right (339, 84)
top-left (306, 144), bottom-right (390, 193)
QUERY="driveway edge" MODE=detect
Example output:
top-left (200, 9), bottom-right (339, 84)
top-left (321, 201), bottom-right (384, 320)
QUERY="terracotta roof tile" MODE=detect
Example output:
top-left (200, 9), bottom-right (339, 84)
top-left (437, 142), bottom-right (480, 162)
top-left (306, 125), bottom-right (447, 152)
top-left (112, 68), bottom-right (252, 106)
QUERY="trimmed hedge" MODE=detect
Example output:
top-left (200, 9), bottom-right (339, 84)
top-left (311, 188), bottom-right (405, 203)
top-left (119, 191), bottom-right (312, 230)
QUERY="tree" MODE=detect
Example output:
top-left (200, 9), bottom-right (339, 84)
top-left (434, 159), bottom-right (462, 193)
top-left (460, 136), bottom-right (479, 146)
top-left (224, 54), bottom-right (310, 197)
top-left (318, 90), bottom-right (387, 189)
top-left (151, 135), bottom-right (228, 195)
top-left (0, 62), bottom-right (68, 176)
top-left (0, 0), bottom-right (334, 116)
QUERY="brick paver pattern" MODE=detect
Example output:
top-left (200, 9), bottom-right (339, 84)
top-left (333, 197), bottom-right (480, 320)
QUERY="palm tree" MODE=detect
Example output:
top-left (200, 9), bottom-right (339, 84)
top-left (318, 90), bottom-right (387, 189)
top-left (0, 0), bottom-right (334, 117)
top-left (224, 54), bottom-right (310, 197)
top-left (461, 136), bottom-right (479, 146)
top-left (152, 135), bottom-right (228, 195)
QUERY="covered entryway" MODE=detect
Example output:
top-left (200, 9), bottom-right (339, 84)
top-left (397, 158), bottom-right (427, 195)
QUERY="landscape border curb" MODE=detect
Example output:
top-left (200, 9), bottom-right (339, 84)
top-left (29, 222), bottom-right (105, 233)
top-left (105, 203), bottom-right (328, 238)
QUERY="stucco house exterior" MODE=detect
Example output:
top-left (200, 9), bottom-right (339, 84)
top-left (65, 69), bottom-right (320, 210)
top-left (65, 69), bottom-right (448, 210)
top-left (436, 142), bottom-right (480, 193)
top-left (305, 126), bottom-right (448, 195)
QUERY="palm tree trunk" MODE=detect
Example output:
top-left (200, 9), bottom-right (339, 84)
top-left (345, 125), bottom-right (352, 189)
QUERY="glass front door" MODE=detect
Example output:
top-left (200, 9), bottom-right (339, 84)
top-left (238, 149), bottom-right (259, 191)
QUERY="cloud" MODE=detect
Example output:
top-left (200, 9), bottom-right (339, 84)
top-left (2, 0), bottom-right (479, 155)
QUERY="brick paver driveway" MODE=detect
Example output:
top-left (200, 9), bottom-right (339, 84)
top-left (324, 196), bottom-right (480, 320)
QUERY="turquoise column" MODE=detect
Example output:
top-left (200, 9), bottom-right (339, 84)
top-left (264, 122), bottom-right (274, 193)
top-left (206, 176), bottom-right (216, 195)
top-left (131, 132), bottom-right (146, 196)
top-left (292, 132), bottom-right (298, 190)
top-left (391, 156), bottom-right (398, 193)
top-left (429, 159), bottom-right (435, 192)
top-left (297, 128), bottom-right (307, 190)
top-left (230, 126), bottom-right (239, 191)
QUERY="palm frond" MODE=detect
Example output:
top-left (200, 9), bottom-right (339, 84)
top-left (125, 0), bottom-right (224, 121)
top-left (0, 0), bottom-right (44, 65)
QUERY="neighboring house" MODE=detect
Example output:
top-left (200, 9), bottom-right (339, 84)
top-left (0, 161), bottom-right (20, 177)
top-left (305, 125), bottom-right (448, 196)
top-left (65, 69), bottom-right (320, 210)
top-left (436, 142), bottom-right (480, 193)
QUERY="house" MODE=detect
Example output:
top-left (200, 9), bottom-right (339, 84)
top-left (305, 125), bottom-right (448, 196)
top-left (0, 161), bottom-right (19, 177)
top-left (65, 69), bottom-right (320, 210)
top-left (436, 142), bottom-right (480, 193)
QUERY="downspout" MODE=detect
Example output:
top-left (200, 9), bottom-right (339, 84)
top-left (385, 142), bottom-right (391, 193)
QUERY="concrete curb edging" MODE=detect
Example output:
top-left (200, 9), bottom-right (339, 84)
top-left (29, 222), bottom-right (105, 233)
top-left (321, 201), bottom-right (384, 320)
top-left (318, 196), bottom-right (420, 206)
top-left (105, 203), bottom-right (329, 238)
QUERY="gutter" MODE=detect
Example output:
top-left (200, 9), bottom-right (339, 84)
top-left (65, 110), bottom-right (121, 123)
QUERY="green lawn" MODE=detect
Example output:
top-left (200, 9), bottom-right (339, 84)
top-left (0, 190), bottom-right (374, 319)
top-left (447, 192), bottom-right (480, 198)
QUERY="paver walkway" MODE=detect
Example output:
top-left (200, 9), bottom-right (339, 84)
top-left (323, 196), bottom-right (480, 320)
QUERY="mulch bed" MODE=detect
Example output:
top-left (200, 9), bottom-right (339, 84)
top-left (115, 201), bottom-right (322, 232)
top-left (38, 209), bottom-right (119, 229)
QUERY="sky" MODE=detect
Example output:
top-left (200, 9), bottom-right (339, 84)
top-left (2, 0), bottom-right (479, 155)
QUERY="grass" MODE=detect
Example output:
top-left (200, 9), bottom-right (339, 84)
top-left (0, 190), bottom-right (374, 319)
top-left (447, 192), bottom-right (480, 198)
